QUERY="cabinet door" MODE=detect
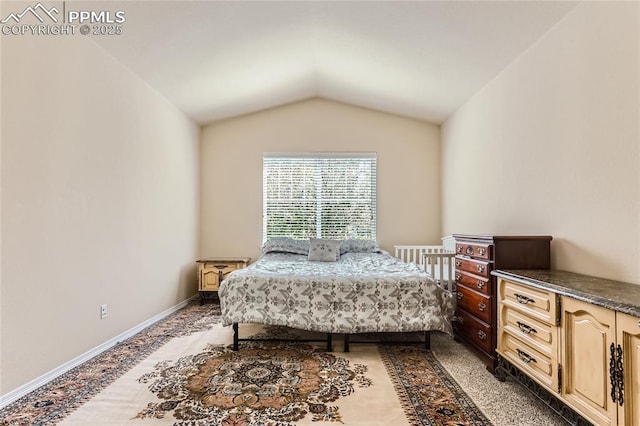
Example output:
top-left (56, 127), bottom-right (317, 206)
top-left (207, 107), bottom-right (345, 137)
top-left (200, 266), bottom-right (220, 291)
top-left (561, 297), bottom-right (616, 426)
top-left (616, 312), bottom-right (640, 426)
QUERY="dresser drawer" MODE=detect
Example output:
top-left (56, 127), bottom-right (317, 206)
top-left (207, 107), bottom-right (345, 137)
top-left (499, 278), bottom-right (557, 325)
top-left (455, 242), bottom-right (492, 260)
top-left (455, 256), bottom-right (492, 278)
top-left (500, 305), bottom-right (555, 356)
top-left (456, 284), bottom-right (492, 324)
top-left (454, 309), bottom-right (492, 353)
top-left (455, 270), bottom-right (491, 295)
top-left (456, 242), bottom-right (493, 260)
top-left (498, 332), bottom-right (558, 392)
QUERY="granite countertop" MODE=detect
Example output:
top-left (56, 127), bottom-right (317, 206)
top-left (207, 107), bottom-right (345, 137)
top-left (492, 269), bottom-right (640, 318)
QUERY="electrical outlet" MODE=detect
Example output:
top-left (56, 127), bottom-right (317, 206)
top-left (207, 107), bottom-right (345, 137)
top-left (100, 304), bottom-right (107, 319)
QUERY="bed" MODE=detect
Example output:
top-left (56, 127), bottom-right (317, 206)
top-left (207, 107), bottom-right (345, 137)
top-left (218, 238), bottom-right (455, 351)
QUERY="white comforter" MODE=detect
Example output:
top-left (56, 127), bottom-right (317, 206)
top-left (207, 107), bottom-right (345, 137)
top-left (219, 251), bottom-right (454, 335)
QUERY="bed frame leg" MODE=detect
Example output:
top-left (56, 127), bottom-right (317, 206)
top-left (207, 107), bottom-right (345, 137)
top-left (327, 333), bottom-right (333, 352)
top-left (344, 334), bottom-right (350, 352)
top-left (425, 331), bottom-right (431, 350)
top-left (233, 323), bottom-right (239, 351)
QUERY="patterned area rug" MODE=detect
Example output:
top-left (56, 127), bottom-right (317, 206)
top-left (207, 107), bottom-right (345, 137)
top-left (0, 302), bottom-right (491, 426)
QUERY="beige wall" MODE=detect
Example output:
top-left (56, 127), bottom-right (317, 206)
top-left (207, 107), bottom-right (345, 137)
top-left (442, 2), bottom-right (640, 283)
top-left (1, 35), bottom-right (200, 394)
top-left (200, 98), bottom-right (441, 260)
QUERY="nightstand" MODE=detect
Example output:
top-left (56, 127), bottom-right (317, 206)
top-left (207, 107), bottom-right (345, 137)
top-left (196, 257), bottom-right (251, 304)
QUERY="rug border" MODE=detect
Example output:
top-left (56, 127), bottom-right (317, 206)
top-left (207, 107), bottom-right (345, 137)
top-left (378, 344), bottom-right (494, 426)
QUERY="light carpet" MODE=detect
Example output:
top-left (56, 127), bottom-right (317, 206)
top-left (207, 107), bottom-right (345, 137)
top-left (0, 302), bottom-right (568, 425)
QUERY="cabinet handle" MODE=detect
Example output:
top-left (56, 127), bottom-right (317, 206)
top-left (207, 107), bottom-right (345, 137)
top-left (455, 260), bottom-right (462, 267)
top-left (476, 264), bottom-right (485, 273)
top-left (516, 321), bottom-right (537, 334)
top-left (616, 344), bottom-right (624, 406)
top-left (477, 330), bottom-right (487, 340)
top-left (610, 343), bottom-right (618, 404)
top-left (476, 280), bottom-right (485, 290)
top-left (455, 273), bottom-right (462, 281)
top-left (457, 292), bottom-right (464, 300)
top-left (516, 349), bottom-right (536, 364)
top-left (453, 316), bottom-right (464, 324)
top-left (478, 247), bottom-right (486, 256)
top-left (457, 245), bottom-right (463, 253)
top-left (514, 293), bottom-right (535, 305)
top-left (478, 302), bottom-right (487, 312)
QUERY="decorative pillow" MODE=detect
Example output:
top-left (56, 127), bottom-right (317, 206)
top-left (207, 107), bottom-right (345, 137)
top-left (308, 238), bottom-right (340, 262)
top-left (262, 237), bottom-right (309, 255)
top-left (339, 239), bottom-right (381, 255)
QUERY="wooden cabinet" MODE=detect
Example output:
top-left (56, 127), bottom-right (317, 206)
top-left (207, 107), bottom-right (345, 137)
top-left (494, 270), bottom-right (640, 426)
top-left (452, 234), bottom-right (552, 373)
top-left (562, 297), bottom-right (640, 426)
top-left (196, 257), bottom-right (250, 304)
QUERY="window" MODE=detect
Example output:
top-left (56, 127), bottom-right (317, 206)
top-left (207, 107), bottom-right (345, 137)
top-left (263, 153), bottom-right (377, 241)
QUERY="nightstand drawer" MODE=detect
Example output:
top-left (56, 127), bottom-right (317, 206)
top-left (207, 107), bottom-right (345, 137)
top-left (455, 256), bottom-right (492, 278)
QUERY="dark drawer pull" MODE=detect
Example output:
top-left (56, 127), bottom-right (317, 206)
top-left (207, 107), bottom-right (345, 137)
top-left (476, 280), bottom-right (485, 290)
top-left (457, 292), bottom-right (464, 300)
top-left (455, 260), bottom-right (462, 267)
top-left (516, 349), bottom-right (537, 364)
top-left (453, 316), bottom-right (464, 324)
top-left (455, 273), bottom-right (462, 281)
top-left (477, 330), bottom-right (487, 340)
top-left (478, 302), bottom-right (487, 312)
top-left (516, 321), bottom-right (537, 335)
top-left (514, 293), bottom-right (535, 305)
top-left (476, 264), bottom-right (485, 273)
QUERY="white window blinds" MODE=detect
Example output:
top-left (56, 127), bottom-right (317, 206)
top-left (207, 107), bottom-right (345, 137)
top-left (263, 153), bottom-right (377, 241)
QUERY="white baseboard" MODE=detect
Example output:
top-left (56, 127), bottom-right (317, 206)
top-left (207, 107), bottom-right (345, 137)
top-left (0, 295), bottom-right (198, 409)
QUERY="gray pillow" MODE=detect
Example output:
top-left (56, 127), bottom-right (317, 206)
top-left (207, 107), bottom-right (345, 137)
top-left (339, 239), bottom-right (381, 255)
top-left (262, 237), bottom-right (309, 255)
top-left (308, 238), bottom-right (340, 262)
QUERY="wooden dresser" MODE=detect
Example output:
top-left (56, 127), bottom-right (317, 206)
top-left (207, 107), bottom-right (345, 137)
top-left (452, 234), bottom-right (552, 373)
top-left (493, 269), bottom-right (640, 426)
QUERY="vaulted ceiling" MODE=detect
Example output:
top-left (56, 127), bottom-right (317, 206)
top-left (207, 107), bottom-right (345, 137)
top-left (88, 1), bottom-right (578, 124)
